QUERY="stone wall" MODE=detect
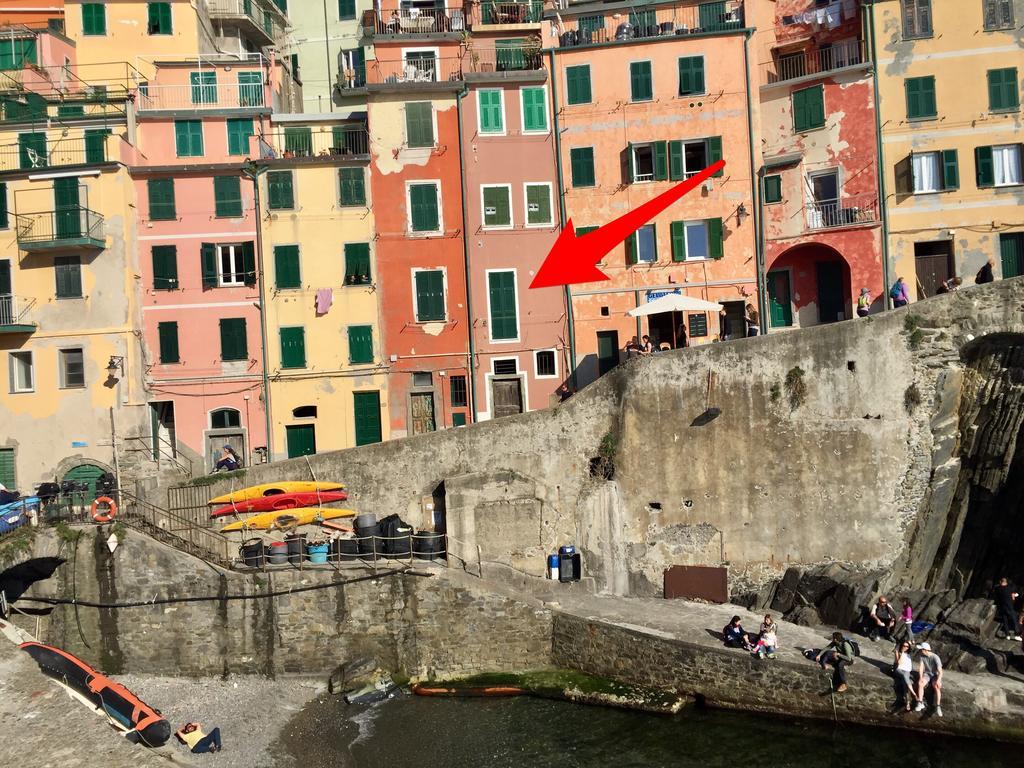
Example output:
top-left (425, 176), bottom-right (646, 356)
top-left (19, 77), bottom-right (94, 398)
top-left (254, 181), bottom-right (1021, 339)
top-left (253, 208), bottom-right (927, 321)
top-left (26, 527), bottom-right (551, 678)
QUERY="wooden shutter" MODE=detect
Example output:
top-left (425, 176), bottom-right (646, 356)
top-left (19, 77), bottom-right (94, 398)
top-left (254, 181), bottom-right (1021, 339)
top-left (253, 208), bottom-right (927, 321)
top-left (488, 271), bottom-right (518, 340)
top-left (158, 321), bottom-right (179, 364)
top-left (84, 129), bottom-right (108, 163)
top-left (279, 327), bottom-right (306, 368)
top-left (894, 154), bottom-right (913, 194)
top-left (630, 61), bottom-right (652, 101)
top-left (175, 120), bottom-right (202, 156)
top-left (54, 256), bottom-right (81, 298)
top-left (415, 270), bottom-right (445, 321)
top-left (989, 68), bottom-right (1019, 111)
top-left (148, 178), bottom-right (176, 220)
top-left (567, 65), bottom-right (590, 104)
top-left (338, 167), bottom-right (365, 206)
top-left (570, 147), bottom-right (594, 187)
top-left (18, 132), bottom-right (46, 169)
top-left (707, 136), bottom-right (724, 177)
top-left (152, 245), bottom-right (178, 290)
top-left (241, 241), bottom-right (256, 286)
top-left (227, 118), bottom-right (253, 155)
top-left (338, 0), bottom-right (356, 19)
top-left (905, 76), bottom-right (935, 118)
top-left (763, 175), bottom-right (782, 203)
top-left (0, 182), bottom-right (7, 228)
top-left (976, 146), bottom-right (995, 187)
top-left (678, 56), bottom-right (705, 96)
top-left (793, 86), bottom-right (824, 131)
top-left (409, 183), bottom-right (439, 232)
top-left (83, 4), bottom-right (106, 35)
top-left (522, 87), bottom-right (547, 131)
top-left (670, 221), bottom-right (686, 262)
top-left (669, 141), bottom-right (684, 181)
top-left (214, 176), bottom-right (242, 217)
top-left (653, 141), bottom-right (668, 181)
top-left (201, 243), bottom-right (218, 288)
top-left (483, 186), bottom-right (510, 227)
top-left (344, 242), bottom-right (371, 282)
top-left (348, 325), bottom-right (373, 363)
top-left (625, 232), bottom-right (637, 264)
top-left (274, 245), bottom-right (300, 289)
top-left (406, 102), bottom-right (434, 148)
top-left (526, 184), bottom-right (551, 225)
top-left (479, 90), bottom-right (503, 133)
top-left (268, 171), bottom-right (294, 209)
top-left (1001, 233), bottom-right (1024, 279)
top-left (353, 391), bottom-right (382, 446)
top-left (708, 218), bottom-right (724, 259)
top-left (219, 318), bottom-right (248, 360)
top-left (941, 150), bottom-right (959, 190)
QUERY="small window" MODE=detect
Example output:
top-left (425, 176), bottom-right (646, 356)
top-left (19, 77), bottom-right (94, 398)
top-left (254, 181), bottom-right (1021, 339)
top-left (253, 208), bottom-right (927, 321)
top-left (793, 85), bottom-right (826, 131)
top-left (210, 407), bottom-right (241, 429)
top-left (683, 221), bottom-right (710, 260)
top-left (158, 321), bottom-right (179, 364)
top-left (521, 86), bottom-right (548, 133)
top-left (566, 65), bottom-right (591, 105)
top-left (339, 167), bottom-right (366, 206)
top-left (493, 358), bottom-right (517, 375)
top-left (988, 68), bottom-right (1019, 112)
top-left (570, 147), bottom-right (595, 188)
top-left (267, 170), bottom-right (294, 209)
top-left (535, 349), bottom-right (557, 378)
top-left (688, 314), bottom-right (708, 338)
top-left (174, 120), bottom-right (204, 157)
top-left (55, 256), bottom-right (83, 298)
top-left (678, 56), bottom-right (705, 96)
top-left (147, 178), bottom-right (176, 220)
top-left (632, 144), bottom-right (656, 183)
top-left (338, 0), bottom-right (356, 20)
top-left (984, 0), bottom-right (1015, 31)
top-left (905, 76), bottom-right (937, 119)
top-left (482, 185), bottom-right (512, 228)
top-left (412, 372), bottom-right (433, 387)
top-left (630, 61), bottom-right (653, 102)
top-left (405, 102), bottom-right (434, 148)
top-left (293, 405), bottom-right (318, 418)
top-left (408, 182), bottom-right (440, 233)
top-left (992, 144), bottom-right (1023, 187)
top-left (147, 2), bottom-right (172, 35)
top-left (227, 118), bottom-right (253, 156)
top-left (213, 176), bottom-right (243, 218)
top-left (487, 270), bottom-right (518, 341)
top-left (911, 152), bottom-right (942, 193)
top-left (218, 244), bottom-right (250, 286)
top-left (8, 351), bottom-right (33, 392)
top-left (348, 325), bottom-right (373, 364)
top-left (902, 0), bottom-right (932, 39)
top-left (449, 374), bottom-right (467, 407)
top-left (274, 245), bottom-right (300, 289)
top-left (219, 318), bottom-right (248, 361)
top-left (82, 3), bottom-right (106, 35)
top-left (477, 89), bottom-right (504, 134)
top-left (59, 348), bottom-right (85, 388)
top-left (279, 326), bottom-right (306, 369)
top-left (525, 183), bottom-right (553, 226)
top-left (152, 245), bottom-right (178, 290)
top-left (763, 174), bottom-right (782, 204)
top-left (344, 242), bottom-right (371, 285)
top-left (627, 224), bottom-right (657, 264)
top-left (414, 269), bottom-right (445, 321)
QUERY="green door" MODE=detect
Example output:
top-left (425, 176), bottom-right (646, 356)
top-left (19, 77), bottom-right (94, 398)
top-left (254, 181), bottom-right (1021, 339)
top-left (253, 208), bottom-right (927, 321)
top-left (767, 270), bottom-right (794, 328)
top-left (285, 424), bottom-right (316, 458)
top-left (0, 448), bottom-right (15, 490)
top-left (597, 330), bottom-right (619, 376)
top-left (1001, 233), bottom-right (1024, 279)
top-left (63, 463), bottom-right (106, 499)
top-left (353, 391), bottom-right (382, 446)
top-left (54, 177), bottom-right (81, 239)
top-left (699, 1), bottom-right (729, 31)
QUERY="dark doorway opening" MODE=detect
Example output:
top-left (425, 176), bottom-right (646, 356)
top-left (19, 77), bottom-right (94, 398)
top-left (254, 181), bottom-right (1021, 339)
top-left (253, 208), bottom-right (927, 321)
top-left (816, 260), bottom-right (846, 323)
top-left (915, 240), bottom-right (954, 299)
top-left (597, 330), bottom-right (620, 375)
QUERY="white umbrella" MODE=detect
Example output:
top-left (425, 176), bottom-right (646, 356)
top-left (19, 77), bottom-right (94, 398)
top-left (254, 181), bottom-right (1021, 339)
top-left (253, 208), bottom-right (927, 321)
top-left (628, 292), bottom-right (723, 317)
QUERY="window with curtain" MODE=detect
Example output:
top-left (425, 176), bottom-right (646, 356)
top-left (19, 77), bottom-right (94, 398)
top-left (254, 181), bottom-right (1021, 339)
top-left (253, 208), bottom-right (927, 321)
top-left (993, 144), bottom-right (1023, 186)
top-left (912, 152), bottom-right (941, 193)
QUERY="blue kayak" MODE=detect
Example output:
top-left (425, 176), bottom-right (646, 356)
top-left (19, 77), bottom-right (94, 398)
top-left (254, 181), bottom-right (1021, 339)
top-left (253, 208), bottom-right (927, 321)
top-left (0, 496), bottom-right (40, 514)
top-left (0, 510), bottom-right (25, 534)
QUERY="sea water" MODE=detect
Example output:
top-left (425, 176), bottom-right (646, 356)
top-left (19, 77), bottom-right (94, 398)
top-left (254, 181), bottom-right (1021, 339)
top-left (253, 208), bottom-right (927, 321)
top-left (278, 694), bottom-right (1020, 768)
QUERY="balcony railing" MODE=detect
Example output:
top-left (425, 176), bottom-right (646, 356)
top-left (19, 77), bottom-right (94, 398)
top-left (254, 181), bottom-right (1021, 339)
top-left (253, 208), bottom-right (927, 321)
top-left (16, 208), bottom-right (105, 251)
top-left (337, 62), bottom-right (368, 90)
top-left (205, 0), bottom-right (286, 41)
top-left (558, 1), bottom-right (744, 47)
top-left (365, 57), bottom-right (463, 86)
top-left (137, 81), bottom-right (266, 111)
top-left (255, 126), bottom-right (369, 159)
top-left (0, 294), bottom-right (35, 331)
top-left (362, 6), bottom-right (467, 35)
top-left (0, 134), bottom-right (111, 172)
top-left (764, 39), bottom-right (865, 85)
top-left (473, 1), bottom-right (544, 26)
top-left (465, 45), bottom-right (543, 74)
top-left (805, 194), bottom-right (877, 231)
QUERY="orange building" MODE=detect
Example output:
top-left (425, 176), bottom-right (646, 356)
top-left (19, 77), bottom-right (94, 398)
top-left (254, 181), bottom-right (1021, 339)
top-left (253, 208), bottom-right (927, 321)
top-left (0, 0), bottom-right (63, 28)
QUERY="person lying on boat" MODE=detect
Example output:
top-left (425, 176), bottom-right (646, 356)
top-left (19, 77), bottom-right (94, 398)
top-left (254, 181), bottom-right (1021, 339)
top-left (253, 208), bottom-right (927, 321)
top-left (176, 722), bottom-right (222, 753)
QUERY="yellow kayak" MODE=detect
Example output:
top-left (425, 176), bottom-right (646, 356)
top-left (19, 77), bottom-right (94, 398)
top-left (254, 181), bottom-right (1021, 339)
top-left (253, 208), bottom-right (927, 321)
top-left (220, 507), bottom-right (356, 532)
top-left (208, 481), bottom-right (345, 506)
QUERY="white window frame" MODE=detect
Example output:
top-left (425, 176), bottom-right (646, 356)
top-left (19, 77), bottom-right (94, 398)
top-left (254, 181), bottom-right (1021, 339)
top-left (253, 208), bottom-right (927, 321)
top-left (401, 46), bottom-right (441, 83)
top-left (993, 143), bottom-right (1023, 187)
top-left (533, 348), bottom-right (558, 379)
top-left (629, 59), bottom-right (654, 103)
top-left (411, 266), bottom-right (448, 323)
top-left (523, 182), bottom-right (554, 228)
top-left (476, 88), bottom-right (506, 136)
top-left (58, 346), bottom-right (85, 389)
top-left (485, 267), bottom-right (520, 344)
top-left (680, 138), bottom-right (710, 179)
top-left (405, 180), bottom-right (443, 235)
top-left (8, 350), bottom-right (33, 393)
top-left (911, 151), bottom-right (941, 194)
top-left (217, 243), bottom-right (246, 287)
top-left (519, 85), bottom-right (549, 134)
top-left (683, 220), bottom-right (710, 261)
top-left (480, 183), bottom-right (513, 230)
top-left (634, 224), bottom-right (657, 263)
top-left (631, 142), bottom-right (655, 183)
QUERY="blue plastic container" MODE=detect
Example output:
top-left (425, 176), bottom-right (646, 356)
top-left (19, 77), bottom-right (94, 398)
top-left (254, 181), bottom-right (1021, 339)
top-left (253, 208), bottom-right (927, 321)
top-left (547, 554), bottom-right (560, 580)
top-left (307, 542), bottom-right (329, 564)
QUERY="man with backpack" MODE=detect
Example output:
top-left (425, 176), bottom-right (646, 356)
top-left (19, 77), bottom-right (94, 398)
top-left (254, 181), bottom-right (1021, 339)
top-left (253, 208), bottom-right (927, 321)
top-left (815, 631), bottom-right (858, 693)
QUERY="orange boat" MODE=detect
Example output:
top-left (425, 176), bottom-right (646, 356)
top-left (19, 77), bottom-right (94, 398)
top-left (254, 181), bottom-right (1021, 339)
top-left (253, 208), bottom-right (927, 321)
top-left (411, 683), bottom-right (524, 697)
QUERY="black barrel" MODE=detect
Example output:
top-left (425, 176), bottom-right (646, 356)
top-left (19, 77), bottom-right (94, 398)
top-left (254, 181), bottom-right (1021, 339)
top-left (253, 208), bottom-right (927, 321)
top-left (413, 532), bottom-right (444, 561)
top-left (286, 533), bottom-right (306, 564)
top-left (356, 523), bottom-right (380, 555)
top-left (240, 539), bottom-right (265, 568)
top-left (330, 537), bottom-right (360, 562)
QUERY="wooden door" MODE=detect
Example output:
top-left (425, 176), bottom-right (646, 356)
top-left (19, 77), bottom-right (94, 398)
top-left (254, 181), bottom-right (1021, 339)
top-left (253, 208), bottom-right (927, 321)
top-left (285, 425), bottom-right (316, 458)
top-left (491, 379), bottom-right (523, 419)
top-left (353, 391), bottom-right (382, 446)
top-left (767, 271), bottom-right (793, 327)
top-left (597, 330), bottom-right (619, 375)
top-left (914, 241), bottom-right (953, 298)
top-left (410, 392), bottom-right (436, 435)
top-left (1001, 233), bottom-right (1024, 279)
top-left (816, 261), bottom-right (846, 323)
top-left (0, 260), bottom-right (10, 325)
top-left (54, 177), bottom-right (81, 239)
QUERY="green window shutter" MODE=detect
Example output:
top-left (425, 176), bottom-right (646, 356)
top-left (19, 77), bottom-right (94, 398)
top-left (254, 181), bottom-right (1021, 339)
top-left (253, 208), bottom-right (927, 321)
top-left (0, 182), bottom-right (8, 228)
top-left (405, 102), bottom-right (434, 148)
top-left (279, 327), bottom-right (306, 369)
top-left (267, 171), bottom-right (294, 209)
top-left (338, 0), bottom-right (356, 19)
top-left (158, 321), bottom-right (179, 364)
top-left (941, 150), bottom-right (959, 190)
top-left (226, 118), bottom-right (253, 156)
top-left (1001, 233), bottom-right (1024, 279)
top-left (219, 318), bottom-right (248, 361)
top-left (82, 4), bottom-right (106, 35)
top-left (482, 186), bottom-right (511, 227)
top-left (707, 136), bottom-right (724, 177)
top-left (409, 183), bottom-right (439, 232)
top-left (488, 271), bottom-right (518, 340)
top-left (344, 242), bottom-right (371, 283)
top-left (988, 68), bottom-right (1019, 111)
top-left (678, 56), bottom-right (705, 96)
top-left (338, 167), bottom-right (366, 206)
top-left (670, 221), bottom-right (686, 261)
top-left (274, 245), bottom-right (300, 289)
top-left (152, 245), bottom-right (178, 290)
top-left (415, 270), bottom-right (445, 321)
top-left (669, 141), bottom-right (684, 181)
top-left (566, 65), bottom-right (591, 105)
top-left (353, 391), bottom-right (382, 446)
top-left (238, 71), bottom-right (263, 107)
top-left (526, 184), bottom-right (551, 225)
top-left (148, 2), bottom-right (172, 34)
top-left (348, 325), bottom-right (373, 364)
top-left (147, 178), bottom-right (176, 220)
top-left (213, 176), bottom-right (242, 218)
top-left (478, 90), bottom-right (503, 134)
top-left (763, 174), bottom-right (782, 203)
top-left (201, 243), bottom-right (218, 289)
top-left (570, 147), bottom-right (595, 188)
top-left (18, 132), bottom-right (46, 170)
top-left (58, 104), bottom-right (85, 117)
top-left (976, 146), bottom-right (995, 187)
top-left (175, 120), bottom-right (203, 157)
top-left (84, 129), bottom-right (108, 163)
top-left (793, 85), bottom-right (825, 131)
top-left (284, 125), bottom-right (312, 156)
top-left (521, 87), bottom-right (547, 131)
top-left (708, 218), bottom-right (724, 259)
top-left (653, 141), bottom-right (668, 181)
top-left (576, 225), bottom-right (597, 237)
top-left (625, 232), bottom-right (637, 264)
top-left (905, 76), bottom-right (936, 119)
top-left (241, 241), bottom-right (256, 286)
top-left (630, 61), bottom-right (652, 102)
top-left (54, 256), bottom-right (82, 298)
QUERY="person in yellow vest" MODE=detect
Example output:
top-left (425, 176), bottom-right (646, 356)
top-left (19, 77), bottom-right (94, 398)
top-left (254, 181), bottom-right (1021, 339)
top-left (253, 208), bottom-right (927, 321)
top-left (175, 722), bottom-right (222, 753)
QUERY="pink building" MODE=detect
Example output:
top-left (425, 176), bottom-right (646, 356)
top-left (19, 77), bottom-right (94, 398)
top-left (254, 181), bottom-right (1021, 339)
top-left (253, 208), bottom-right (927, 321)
top-left (133, 57), bottom-right (274, 470)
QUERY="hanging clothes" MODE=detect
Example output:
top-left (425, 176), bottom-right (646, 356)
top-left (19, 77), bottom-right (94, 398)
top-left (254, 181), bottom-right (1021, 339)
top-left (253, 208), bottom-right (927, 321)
top-left (315, 288), bottom-right (333, 315)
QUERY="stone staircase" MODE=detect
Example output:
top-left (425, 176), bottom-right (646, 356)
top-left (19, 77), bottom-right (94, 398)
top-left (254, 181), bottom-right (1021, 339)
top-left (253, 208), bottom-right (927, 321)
top-left (118, 491), bottom-right (233, 568)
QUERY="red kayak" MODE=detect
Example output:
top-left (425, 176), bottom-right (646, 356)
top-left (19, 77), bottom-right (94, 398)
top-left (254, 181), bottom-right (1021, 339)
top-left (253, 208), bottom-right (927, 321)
top-left (210, 491), bottom-right (348, 518)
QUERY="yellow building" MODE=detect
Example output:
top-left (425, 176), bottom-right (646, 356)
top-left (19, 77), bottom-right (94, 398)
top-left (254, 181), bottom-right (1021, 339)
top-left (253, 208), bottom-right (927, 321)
top-left (256, 116), bottom-right (388, 460)
top-left (867, 0), bottom-right (1024, 299)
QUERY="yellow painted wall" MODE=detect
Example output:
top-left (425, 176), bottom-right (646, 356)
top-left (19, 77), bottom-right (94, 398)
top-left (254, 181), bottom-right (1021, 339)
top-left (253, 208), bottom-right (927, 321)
top-left (870, 0), bottom-right (1024, 297)
top-left (260, 159), bottom-right (388, 459)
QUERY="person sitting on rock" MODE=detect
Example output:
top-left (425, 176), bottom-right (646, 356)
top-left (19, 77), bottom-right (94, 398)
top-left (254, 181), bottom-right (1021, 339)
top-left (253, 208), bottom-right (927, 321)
top-left (723, 615), bottom-right (753, 650)
top-left (892, 639), bottom-right (920, 712)
top-left (752, 626), bottom-right (778, 659)
top-left (760, 613), bottom-right (778, 639)
top-left (869, 596), bottom-right (897, 642)
top-left (914, 643), bottom-right (943, 717)
top-left (816, 631), bottom-right (856, 693)
top-left (176, 722), bottom-right (222, 753)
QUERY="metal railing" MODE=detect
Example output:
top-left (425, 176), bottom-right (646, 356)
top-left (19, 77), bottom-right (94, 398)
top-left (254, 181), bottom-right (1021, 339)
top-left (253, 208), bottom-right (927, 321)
top-left (204, 0), bottom-right (286, 39)
top-left (137, 81), bottom-right (266, 111)
top-left (337, 60), bottom-right (367, 90)
top-left (362, 5), bottom-right (468, 35)
top-left (120, 490), bottom-right (234, 566)
top-left (0, 294), bottom-right (34, 326)
top-left (255, 126), bottom-right (369, 159)
top-left (16, 208), bottom-right (104, 247)
top-left (366, 57), bottom-right (463, 85)
top-left (473, 0), bottom-right (543, 25)
top-left (559, 0), bottom-right (744, 46)
top-left (805, 194), bottom-right (878, 231)
top-left (0, 135), bottom-right (110, 172)
top-left (466, 45), bottom-right (543, 74)
top-left (235, 530), bottom-right (448, 571)
top-left (764, 39), bottom-right (865, 85)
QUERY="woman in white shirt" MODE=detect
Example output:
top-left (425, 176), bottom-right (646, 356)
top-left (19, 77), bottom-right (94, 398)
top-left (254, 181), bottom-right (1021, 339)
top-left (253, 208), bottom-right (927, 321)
top-left (893, 640), bottom-right (918, 711)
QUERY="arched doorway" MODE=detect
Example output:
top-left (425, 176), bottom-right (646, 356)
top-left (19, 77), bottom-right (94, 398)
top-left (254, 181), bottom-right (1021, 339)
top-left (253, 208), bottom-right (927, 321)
top-left (62, 463), bottom-right (107, 499)
top-left (767, 244), bottom-right (852, 328)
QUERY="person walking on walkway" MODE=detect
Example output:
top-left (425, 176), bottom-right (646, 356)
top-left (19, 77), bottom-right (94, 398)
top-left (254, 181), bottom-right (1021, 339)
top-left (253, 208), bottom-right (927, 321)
top-left (994, 577), bottom-right (1022, 641)
top-left (976, 256), bottom-right (995, 285)
top-left (893, 640), bottom-right (919, 712)
top-left (890, 277), bottom-right (910, 308)
top-left (857, 288), bottom-right (871, 317)
top-left (816, 631), bottom-right (856, 693)
top-left (915, 643), bottom-right (943, 717)
top-left (744, 303), bottom-right (760, 337)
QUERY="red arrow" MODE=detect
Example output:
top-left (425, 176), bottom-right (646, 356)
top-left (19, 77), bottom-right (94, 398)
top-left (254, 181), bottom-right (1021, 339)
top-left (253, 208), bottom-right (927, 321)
top-left (530, 159), bottom-right (726, 289)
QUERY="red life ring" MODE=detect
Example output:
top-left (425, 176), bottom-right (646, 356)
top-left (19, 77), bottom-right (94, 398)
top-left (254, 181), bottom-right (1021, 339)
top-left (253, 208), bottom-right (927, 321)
top-left (92, 497), bottom-right (117, 523)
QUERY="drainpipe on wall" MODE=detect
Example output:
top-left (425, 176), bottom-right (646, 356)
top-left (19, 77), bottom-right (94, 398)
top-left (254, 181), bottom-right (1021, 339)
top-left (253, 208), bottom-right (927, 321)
top-left (244, 163), bottom-right (274, 461)
top-left (455, 86), bottom-right (479, 423)
top-left (866, 1), bottom-right (893, 307)
top-left (321, 0), bottom-right (333, 112)
top-left (743, 31), bottom-right (767, 332)
top-left (547, 47), bottom-right (578, 389)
